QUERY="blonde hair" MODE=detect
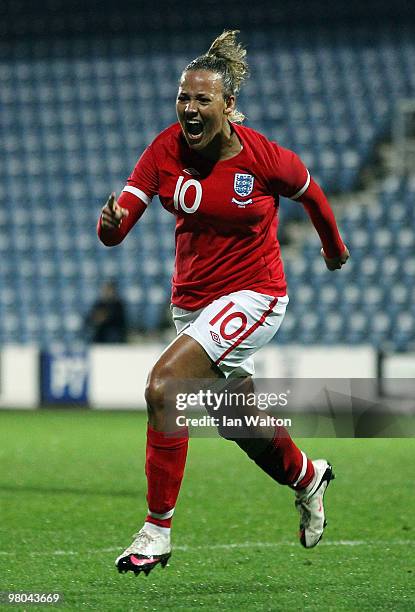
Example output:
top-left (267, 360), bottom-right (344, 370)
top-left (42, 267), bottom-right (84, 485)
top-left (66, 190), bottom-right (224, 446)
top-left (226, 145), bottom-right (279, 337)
top-left (183, 30), bottom-right (249, 123)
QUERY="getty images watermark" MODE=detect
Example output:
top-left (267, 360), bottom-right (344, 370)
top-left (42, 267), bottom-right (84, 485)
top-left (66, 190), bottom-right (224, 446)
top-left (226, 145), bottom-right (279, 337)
top-left (175, 389), bottom-right (292, 429)
top-left (164, 378), bottom-right (414, 438)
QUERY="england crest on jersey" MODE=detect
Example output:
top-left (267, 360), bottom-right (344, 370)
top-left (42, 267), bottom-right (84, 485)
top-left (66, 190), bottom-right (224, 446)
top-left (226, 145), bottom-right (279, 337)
top-left (234, 173), bottom-right (254, 197)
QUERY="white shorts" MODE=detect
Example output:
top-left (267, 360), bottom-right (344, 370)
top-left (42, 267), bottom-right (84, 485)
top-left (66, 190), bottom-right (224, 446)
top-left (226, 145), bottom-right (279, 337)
top-left (172, 290), bottom-right (289, 378)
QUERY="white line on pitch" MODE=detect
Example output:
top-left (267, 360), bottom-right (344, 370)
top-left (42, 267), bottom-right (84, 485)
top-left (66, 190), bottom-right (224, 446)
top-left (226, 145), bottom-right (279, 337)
top-left (0, 540), bottom-right (413, 557)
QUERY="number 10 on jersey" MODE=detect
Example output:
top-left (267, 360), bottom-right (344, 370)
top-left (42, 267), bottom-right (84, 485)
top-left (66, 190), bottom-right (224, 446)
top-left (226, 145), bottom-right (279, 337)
top-left (173, 176), bottom-right (202, 213)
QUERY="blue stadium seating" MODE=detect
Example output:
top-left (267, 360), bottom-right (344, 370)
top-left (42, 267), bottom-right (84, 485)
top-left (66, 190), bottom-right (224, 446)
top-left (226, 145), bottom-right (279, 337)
top-left (1, 26), bottom-right (414, 349)
top-left (280, 175), bottom-right (415, 349)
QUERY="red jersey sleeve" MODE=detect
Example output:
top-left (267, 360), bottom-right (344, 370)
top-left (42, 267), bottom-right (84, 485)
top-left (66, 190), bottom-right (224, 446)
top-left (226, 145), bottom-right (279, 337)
top-left (299, 177), bottom-right (345, 258)
top-left (124, 144), bottom-right (159, 202)
top-left (97, 144), bottom-right (159, 246)
top-left (267, 144), bottom-right (310, 199)
top-left (266, 142), bottom-right (345, 258)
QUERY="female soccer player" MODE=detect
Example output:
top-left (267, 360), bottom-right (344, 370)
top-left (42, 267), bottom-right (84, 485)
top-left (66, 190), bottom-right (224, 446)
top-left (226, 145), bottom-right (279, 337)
top-left (98, 31), bottom-right (349, 576)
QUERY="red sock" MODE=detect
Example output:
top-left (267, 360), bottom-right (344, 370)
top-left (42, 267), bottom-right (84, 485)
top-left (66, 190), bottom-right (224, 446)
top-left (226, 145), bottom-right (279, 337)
top-left (145, 424), bottom-right (189, 528)
top-left (254, 426), bottom-right (314, 489)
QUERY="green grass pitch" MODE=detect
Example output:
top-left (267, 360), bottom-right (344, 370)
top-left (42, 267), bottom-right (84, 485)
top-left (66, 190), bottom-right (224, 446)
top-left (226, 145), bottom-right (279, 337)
top-left (0, 410), bottom-right (414, 611)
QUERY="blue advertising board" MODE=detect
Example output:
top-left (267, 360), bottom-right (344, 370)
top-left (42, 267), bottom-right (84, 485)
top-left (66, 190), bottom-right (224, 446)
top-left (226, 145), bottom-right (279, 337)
top-left (41, 350), bottom-right (89, 405)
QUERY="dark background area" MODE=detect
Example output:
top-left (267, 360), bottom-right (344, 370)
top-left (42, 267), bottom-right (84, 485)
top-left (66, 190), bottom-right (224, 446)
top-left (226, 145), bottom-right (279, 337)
top-left (1, 0), bottom-right (414, 40)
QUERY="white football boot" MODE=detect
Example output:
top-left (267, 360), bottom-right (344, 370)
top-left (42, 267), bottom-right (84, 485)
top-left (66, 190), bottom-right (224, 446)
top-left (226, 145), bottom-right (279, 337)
top-left (115, 522), bottom-right (171, 575)
top-left (295, 459), bottom-right (335, 548)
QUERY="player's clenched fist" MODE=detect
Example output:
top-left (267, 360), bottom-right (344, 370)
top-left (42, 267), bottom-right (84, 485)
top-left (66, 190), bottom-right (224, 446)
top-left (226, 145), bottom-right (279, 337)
top-left (101, 192), bottom-right (129, 229)
top-left (321, 245), bottom-right (350, 271)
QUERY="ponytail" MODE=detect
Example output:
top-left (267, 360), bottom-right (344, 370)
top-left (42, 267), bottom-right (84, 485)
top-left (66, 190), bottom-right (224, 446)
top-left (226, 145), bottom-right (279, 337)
top-left (183, 30), bottom-right (249, 123)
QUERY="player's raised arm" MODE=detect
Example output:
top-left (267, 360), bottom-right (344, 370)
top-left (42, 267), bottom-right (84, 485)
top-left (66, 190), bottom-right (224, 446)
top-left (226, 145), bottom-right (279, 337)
top-left (98, 144), bottom-right (160, 247)
top-left (97, 189), bottom-right (147, 246)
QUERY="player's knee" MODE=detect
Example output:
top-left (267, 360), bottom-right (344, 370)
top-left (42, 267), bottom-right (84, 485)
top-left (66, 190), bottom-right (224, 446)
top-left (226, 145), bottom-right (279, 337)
top-left (145, 364), bottom-right (174, 413)
top-left (145, 374), bottom-right (165, 413)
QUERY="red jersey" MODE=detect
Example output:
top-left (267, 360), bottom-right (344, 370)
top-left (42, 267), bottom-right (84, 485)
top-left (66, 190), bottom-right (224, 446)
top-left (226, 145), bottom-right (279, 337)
top-left (98, 122), bottom-right (344, 310)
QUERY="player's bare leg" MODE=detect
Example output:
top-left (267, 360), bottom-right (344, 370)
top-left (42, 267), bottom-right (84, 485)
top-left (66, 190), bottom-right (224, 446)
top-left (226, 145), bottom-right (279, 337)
top-left (116, 334), bottom-right (223, 576)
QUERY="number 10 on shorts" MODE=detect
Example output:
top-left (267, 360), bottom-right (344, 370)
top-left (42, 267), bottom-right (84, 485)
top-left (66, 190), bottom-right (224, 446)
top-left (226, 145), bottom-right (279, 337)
top-left (209, 301), bottom-right (248, 341)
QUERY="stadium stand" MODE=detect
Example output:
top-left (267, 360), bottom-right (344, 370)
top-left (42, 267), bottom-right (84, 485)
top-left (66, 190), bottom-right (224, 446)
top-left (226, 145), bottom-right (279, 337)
top-left (280, 175), bottom-right (415, 349)
top-left (1, 14), bottom-right (414, 349)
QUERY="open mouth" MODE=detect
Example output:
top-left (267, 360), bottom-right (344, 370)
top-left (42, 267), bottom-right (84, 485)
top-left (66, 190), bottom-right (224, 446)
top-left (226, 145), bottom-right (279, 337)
top-left (185, 120), bottom-right (204, 140)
